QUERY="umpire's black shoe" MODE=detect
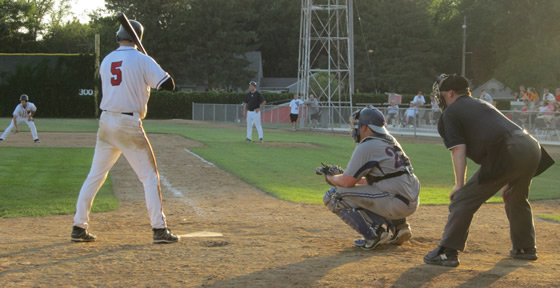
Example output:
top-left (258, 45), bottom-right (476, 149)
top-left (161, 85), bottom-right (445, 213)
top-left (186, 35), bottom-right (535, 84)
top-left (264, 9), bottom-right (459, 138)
top-left (424, 246), bottom-right (459, 267)
top-left (71, 226), bottom-right (97, 242)
top-left (153, 228), bottom-right (180, 244)
top-left (510, 247), bottom-right (538, 260)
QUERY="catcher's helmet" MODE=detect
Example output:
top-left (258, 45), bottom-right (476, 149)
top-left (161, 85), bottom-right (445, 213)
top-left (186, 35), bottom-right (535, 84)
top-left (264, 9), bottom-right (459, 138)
top-left (116, 20), bottom-right (144, 43)
top-left (350, 106), bottom-right (388, 142)
top-left (19, 94), bottom-right (29, 101)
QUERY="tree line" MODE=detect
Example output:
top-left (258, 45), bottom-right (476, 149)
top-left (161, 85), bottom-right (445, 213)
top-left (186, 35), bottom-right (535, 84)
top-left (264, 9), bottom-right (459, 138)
top-left (1, 0), bottom-right (559, 94)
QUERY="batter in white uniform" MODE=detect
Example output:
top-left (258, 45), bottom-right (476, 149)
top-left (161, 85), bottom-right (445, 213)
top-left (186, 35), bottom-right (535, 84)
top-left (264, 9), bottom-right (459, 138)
top-left (0, 94), bottom-right (40, 143)
top-left (71, 19), bottom-right (179, 244)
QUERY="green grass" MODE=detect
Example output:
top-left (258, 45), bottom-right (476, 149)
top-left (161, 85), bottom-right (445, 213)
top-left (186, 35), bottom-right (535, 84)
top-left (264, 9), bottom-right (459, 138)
top-left (0, 147), bottom-right (117, 218)
top-left (536, 214), bottom-right (560, 223)
top-left (1, 118), bottom-right (558, 218)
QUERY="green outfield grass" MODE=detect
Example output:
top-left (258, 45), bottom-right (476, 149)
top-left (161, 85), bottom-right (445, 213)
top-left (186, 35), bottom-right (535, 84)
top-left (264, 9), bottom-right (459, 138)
top-left (0, 118), bottom-right (558, 218)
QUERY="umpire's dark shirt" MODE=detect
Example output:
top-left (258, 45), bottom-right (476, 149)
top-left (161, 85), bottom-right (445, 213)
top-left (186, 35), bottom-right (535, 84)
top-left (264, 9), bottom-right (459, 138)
top-left (244, 91), bottom-right (264, 111)
top-left (437, 96), bottom-right (521, 164)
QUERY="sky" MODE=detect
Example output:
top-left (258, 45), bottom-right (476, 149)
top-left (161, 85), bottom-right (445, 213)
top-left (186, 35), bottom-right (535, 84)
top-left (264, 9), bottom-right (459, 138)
top-left (68, 0), bottom-right (106, 22)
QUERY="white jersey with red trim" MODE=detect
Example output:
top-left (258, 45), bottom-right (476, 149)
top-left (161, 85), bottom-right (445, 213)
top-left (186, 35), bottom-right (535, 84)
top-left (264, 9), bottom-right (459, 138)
top-left (99, 46), bottom-right (170, 119)
top-left (13, 102), bottom-right (37, 119)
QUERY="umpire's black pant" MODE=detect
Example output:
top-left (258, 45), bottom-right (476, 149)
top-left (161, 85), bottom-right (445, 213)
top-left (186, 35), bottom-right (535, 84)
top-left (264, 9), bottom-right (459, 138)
top-left (440, 133), bottom-right (541, 251)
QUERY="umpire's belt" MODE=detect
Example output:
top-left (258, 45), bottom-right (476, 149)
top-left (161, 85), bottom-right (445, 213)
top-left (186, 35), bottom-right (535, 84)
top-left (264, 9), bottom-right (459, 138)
top-left (103, 110), bottom-right (133, 116)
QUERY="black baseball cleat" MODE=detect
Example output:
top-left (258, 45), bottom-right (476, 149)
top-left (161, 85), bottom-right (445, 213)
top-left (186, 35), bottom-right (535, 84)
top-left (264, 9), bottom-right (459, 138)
top-left (71, 226), bottom-right (97, 242)
top-left (246, 138), bottom-right (252, 142)
top-left (259, 138), bottom-right (263, 143)
top-left (424, 246), bottom-right (460, 267)
top-left (510, 247), bottom-right (538, 260)
top-left (153, 228), bottom-right (180, 244)
top-left (0, 138), bottom-right (3, 142)
top-left (34, 139), bottom-right (40, 143)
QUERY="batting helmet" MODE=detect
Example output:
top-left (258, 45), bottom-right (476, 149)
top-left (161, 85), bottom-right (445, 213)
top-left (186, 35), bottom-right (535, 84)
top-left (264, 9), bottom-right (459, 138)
top-left (350, 106), bottom-right (388, 143)
top-left (19, 94), bottom-right (29, 101)
top-left (116, 20), bottom-right (144, 43)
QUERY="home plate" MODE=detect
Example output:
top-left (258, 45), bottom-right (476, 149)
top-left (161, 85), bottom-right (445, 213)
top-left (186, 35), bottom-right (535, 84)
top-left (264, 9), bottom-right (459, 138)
top-left (179, 231), bottom-right (223, 238)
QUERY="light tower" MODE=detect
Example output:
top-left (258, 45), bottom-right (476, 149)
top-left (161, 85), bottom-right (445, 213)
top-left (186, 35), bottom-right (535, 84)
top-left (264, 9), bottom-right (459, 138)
top-left (297, 0), bottom-right (354, 128)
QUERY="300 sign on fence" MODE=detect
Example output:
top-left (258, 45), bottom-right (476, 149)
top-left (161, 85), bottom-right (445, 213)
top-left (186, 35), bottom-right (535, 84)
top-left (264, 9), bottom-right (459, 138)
top-left (79, 89), bottom-right (94, 96)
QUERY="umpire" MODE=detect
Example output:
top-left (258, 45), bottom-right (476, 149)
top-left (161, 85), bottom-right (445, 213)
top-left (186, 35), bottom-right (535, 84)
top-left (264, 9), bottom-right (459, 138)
top-left (424, 74), bottom-right (554, 267)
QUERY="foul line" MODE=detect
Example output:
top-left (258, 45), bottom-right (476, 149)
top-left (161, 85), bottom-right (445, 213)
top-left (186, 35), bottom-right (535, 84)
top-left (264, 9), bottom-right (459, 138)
top-left (184, 148), bottom-right (215, 166)
top-left (159, 174), bottom-right (205, 217)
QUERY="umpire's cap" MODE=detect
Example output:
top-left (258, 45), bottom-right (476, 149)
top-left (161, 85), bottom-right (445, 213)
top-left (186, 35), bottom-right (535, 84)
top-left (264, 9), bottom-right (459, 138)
top-left (351, 106), bottom-right (388, 135)
top-left (19, 94), bottom-right (29, 101)
top-left (438, 74), bottom-right (470, 93)
top-left (116, 20), bottom-right (144, 43)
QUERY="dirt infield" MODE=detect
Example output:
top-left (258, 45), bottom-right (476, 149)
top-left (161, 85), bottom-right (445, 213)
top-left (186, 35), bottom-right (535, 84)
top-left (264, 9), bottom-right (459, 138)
top-left (1, 127), bottom-right (559, 287)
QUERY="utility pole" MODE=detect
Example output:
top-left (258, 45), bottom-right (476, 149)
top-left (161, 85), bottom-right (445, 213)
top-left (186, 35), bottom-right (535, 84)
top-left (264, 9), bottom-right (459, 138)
top-left (461, 16), bottom-right (467, 76)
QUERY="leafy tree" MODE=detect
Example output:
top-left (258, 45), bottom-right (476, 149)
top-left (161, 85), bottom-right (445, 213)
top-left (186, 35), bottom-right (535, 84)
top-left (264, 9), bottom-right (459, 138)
top-left (353, 0), bottom-right (440, 93)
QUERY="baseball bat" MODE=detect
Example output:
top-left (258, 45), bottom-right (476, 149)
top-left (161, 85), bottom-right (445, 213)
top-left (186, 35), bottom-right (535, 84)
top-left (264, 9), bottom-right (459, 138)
top-left (116, 12), bottom-right (147, 55)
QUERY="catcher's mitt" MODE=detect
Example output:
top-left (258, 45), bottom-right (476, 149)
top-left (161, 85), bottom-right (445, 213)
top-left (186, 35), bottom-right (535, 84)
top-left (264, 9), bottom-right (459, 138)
top-left (315, 163), bottom-right (344, 176)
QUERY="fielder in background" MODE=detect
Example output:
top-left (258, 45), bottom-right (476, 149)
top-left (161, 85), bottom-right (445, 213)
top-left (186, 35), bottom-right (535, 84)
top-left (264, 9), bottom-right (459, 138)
top-left (289, 94), bottom-right (304, 131)
top-left (0, 94), bottom-right (40, 143)
top-left (319, 107), bottom-right (420, 250)
top-left (71, 19), bottom-right (179, 244)
top-left (424, 74), bottom-right (554, 267)
top-left (244, 81), bottom-right (265, 142)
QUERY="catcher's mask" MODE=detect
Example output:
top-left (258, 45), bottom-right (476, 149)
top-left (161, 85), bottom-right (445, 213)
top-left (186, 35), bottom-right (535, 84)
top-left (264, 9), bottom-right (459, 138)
top-left (350, 106), bottom-right (388, 143)
top-left (432, 73), bottom-right (470, 110)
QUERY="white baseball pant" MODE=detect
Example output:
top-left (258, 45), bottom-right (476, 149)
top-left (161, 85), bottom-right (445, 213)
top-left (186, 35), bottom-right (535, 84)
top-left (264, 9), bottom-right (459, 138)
top-left (73, 111), bottom-right (167, 229)
top-left (246, 110), bottom-right (263, 140)
top-left (0, 118), bottom-right (38, 140)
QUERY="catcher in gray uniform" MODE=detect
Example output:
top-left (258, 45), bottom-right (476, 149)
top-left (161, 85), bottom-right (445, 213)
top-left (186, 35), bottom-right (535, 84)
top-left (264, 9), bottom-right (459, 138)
top-left (318, 107), bottom-right (421, 250)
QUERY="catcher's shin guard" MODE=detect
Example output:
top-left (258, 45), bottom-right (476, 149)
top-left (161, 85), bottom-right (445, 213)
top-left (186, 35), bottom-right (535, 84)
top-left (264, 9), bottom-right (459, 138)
top-left (337, 208), bottom-right (377, 240)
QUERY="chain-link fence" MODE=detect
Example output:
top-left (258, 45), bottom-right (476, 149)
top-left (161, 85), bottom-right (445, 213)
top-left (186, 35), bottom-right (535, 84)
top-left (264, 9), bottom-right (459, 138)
top-left (192, 103), bottom-right (560, 145)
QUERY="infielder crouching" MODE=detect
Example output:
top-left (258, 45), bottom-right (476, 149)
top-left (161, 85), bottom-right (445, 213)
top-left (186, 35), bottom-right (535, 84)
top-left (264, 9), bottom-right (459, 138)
top-left (321, 107), bottom-right (420, 250)
top-left (0, 94), bottom-right (40, 143)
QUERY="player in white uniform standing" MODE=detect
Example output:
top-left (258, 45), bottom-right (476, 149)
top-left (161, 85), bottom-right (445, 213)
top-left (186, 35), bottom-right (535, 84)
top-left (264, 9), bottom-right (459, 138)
top-left (0, 94), bottom-right (40, 143)
top-left (71, 19), bottom-right (179, 244)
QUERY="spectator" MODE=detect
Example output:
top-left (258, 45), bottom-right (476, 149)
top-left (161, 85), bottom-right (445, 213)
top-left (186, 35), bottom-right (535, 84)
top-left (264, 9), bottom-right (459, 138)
top-left (386, 100), bottom-right (400, 126)
top-left (517, 99), bottom-right (530, 128)
top-left (542, 88), bottom-right (555, 102)
top-left (403, 91), bottom-right (426, 127)
top-left (513, 92), bottom-right (521, 102)
top-left (535, 100), bottom-right (555, 127)
top-left (555, 88), bottom-right (560, 102)
top-left (479, 90), bottom-right (493, 104)
top-left (553, 102), bottom-right (560, 129)
top-left (305, 94), bottom-right (321, 128)
top-left (402, 106), bottom-right (416, 127)
top-left (289, 94), bottom-right (305, 131)
top-left (526, 87), bottom-right (538, 101)
top-left (519, 85), bottom-right (528, 101)
top-left (429, 95), bottom-right (442, 125)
